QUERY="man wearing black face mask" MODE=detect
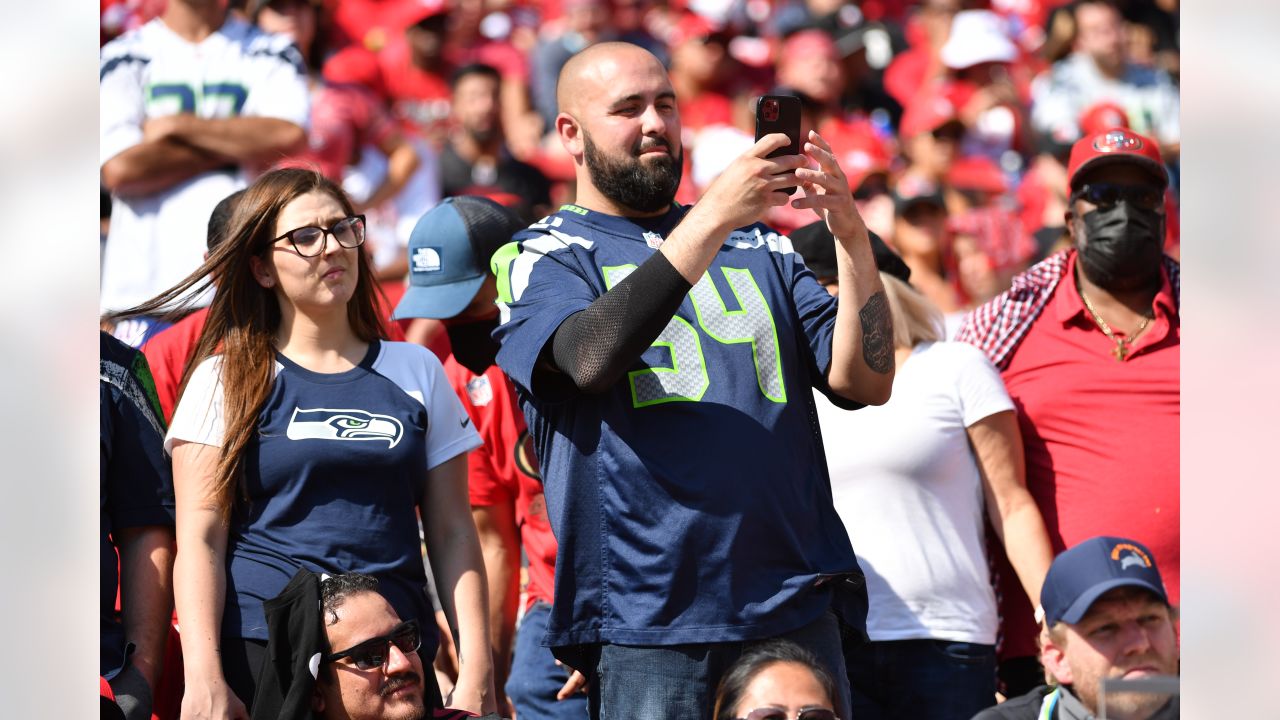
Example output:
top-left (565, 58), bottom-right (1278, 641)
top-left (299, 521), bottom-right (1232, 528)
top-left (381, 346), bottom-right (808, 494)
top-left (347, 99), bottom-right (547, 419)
top-left (392, 196), bottom-right (581, 720)
top-left (956, 127), bottom-right (1179, 699)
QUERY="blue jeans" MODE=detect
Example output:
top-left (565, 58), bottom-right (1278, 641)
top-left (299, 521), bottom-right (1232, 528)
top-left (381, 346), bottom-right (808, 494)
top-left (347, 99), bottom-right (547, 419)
top-left (507, 602), bottom-right (590, 720)
top-left (586, 611), bottom-right (852, 720)
top-left (845, 639), bottom-right (996, 720)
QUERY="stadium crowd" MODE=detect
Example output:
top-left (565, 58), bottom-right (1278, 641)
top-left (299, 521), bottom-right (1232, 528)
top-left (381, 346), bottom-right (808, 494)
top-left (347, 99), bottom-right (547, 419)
top-left (99, 0), bottom-right (1179, 717)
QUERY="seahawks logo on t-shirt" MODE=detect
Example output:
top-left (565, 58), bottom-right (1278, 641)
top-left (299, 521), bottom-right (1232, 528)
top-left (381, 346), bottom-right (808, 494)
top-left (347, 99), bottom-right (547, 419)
top-left (285, 407), bottom-right (405, 448)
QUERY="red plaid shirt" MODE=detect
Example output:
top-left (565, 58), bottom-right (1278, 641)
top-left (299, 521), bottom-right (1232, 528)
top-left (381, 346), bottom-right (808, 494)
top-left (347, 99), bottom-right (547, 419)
top-left (955, 249), bottom-right (1181, 369)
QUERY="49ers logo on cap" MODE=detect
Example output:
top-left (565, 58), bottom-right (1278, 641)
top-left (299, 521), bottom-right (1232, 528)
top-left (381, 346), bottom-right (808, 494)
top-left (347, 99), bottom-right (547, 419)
top-left (1093, 130), bottom-right (1144, 153)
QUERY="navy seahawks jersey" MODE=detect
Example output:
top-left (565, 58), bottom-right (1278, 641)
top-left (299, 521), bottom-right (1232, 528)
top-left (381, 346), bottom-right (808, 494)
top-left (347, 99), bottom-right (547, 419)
top-left (492, 204), bottom-right (866, 652)
top-left (167, 341), bottom-right (481, 651)
top-left (100, 332), bottom-right (174, 679)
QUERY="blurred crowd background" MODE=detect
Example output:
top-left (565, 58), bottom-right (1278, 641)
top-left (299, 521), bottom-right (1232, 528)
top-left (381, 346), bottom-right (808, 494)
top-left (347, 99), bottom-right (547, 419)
top-left (100, 0), bottom-right (1179, 338)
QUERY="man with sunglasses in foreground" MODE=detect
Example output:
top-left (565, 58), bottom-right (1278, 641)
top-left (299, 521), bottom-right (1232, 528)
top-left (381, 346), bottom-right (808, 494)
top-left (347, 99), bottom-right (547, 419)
top-left (254, 571), bottom-right (501, 720)
top-left (956, 127), bottom-right (1179, 696)
top-left (314, 574), bottom-right (432, 720)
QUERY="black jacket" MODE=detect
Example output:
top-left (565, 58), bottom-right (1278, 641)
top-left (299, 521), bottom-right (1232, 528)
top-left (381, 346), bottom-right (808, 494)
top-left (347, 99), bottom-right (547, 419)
top-left (251, 569), bottom-right (324, 720)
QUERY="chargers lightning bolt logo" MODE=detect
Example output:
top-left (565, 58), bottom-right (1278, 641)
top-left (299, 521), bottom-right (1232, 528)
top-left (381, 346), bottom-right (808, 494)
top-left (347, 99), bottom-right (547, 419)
top-left (286, 408), bottom-right (405, 449)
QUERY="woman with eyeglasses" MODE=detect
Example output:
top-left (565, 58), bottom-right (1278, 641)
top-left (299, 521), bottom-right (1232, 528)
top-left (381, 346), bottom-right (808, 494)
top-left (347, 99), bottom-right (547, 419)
top-left (114, 168), bottom-right (494, 720)
top-left (713, 639), bottom-right (841, 720)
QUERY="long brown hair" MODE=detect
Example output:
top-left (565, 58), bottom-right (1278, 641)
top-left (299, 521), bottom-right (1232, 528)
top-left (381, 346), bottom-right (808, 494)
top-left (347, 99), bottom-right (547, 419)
top-left (112, 168), bottom-right (388, 518)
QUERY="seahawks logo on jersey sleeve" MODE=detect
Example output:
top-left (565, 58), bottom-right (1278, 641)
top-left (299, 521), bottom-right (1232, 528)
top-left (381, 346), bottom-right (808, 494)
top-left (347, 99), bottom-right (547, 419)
top-left (286, 408), bottom-right (405, 448)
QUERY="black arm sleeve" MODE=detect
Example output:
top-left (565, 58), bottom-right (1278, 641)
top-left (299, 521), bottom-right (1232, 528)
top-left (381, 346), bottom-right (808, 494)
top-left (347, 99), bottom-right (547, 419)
top-left (549, 250), bottom-right (693, 394)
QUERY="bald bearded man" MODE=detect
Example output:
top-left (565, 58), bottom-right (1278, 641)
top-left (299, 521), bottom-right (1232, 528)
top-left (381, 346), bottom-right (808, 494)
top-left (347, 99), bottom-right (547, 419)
top-left (490, 42), bottom-right (893, 718)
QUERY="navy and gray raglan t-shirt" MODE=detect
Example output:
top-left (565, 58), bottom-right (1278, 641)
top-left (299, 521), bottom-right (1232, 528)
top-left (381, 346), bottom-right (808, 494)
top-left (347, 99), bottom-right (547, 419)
top-left (492, 203), bottom-right (868, 655)
top-left (166, 340), bottom-right (481, 652)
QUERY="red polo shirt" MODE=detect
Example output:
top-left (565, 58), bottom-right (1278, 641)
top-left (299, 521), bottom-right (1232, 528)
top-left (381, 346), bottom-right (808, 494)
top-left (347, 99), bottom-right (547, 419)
top-left (995, 252), bottom-right (1179, 659)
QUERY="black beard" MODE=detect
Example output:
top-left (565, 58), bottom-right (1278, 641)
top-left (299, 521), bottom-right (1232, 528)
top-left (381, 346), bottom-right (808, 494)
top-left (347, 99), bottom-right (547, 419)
top-left (466, 124), bottom-right (498, 147)
top-left (583, 131), bottom-right (682, 214)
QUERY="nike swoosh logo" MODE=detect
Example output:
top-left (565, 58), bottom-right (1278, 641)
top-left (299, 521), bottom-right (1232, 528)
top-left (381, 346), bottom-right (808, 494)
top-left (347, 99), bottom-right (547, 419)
top-left (461, 416), bottom-right (471, 428)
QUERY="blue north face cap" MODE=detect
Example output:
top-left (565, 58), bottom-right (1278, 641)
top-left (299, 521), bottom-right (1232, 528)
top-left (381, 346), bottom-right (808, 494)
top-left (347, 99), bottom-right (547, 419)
top-left (1040, 536), bottom-right (1169, 627)
top-left (394, 196), bottom-right (523, 320)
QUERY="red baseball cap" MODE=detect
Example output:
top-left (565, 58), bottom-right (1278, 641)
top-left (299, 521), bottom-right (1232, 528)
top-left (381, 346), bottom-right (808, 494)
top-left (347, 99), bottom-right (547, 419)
top-left (668, 12), bottom-right (721, 47)
top-left (1067, 127), bottom-right (1166, 191)
top-left (899, 92), bottom-right (962, 140)
top-left (400, 0), bottom-right (448, 27)
top-left (1078, 101), bottom-right (1130, 137)
top-left (782, 28), bottom-right (839, 61)
top-left (946, 155), bottom-right (1006, 194)
top-left (322, 46), bottom-right (385, 96)
top-left (829, 129), bottom-right (891, 191)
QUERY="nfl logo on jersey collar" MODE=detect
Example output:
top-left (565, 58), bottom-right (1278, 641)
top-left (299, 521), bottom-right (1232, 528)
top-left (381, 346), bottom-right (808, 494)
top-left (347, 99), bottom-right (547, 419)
top-left (643, 231), bottom-right (664, 249)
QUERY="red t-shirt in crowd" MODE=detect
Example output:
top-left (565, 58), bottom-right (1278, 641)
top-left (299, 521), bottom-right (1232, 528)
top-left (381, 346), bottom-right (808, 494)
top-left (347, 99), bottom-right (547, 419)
top-left (446, 358), bottom-right (557, 611)
top-left (883, 47), bottom-right (931, 109)
top-left (298, 83), bottom-right (400, 181)
top-left (680, 93), bottom-right (733, 135)
top-left (379, 38), bottom-right (454, 137)
top-left (329, 0), bottom-right (420, 53)
top-left (948, 205), bottom-right (1035, 274)
top-left (451, 39), bottom-right (530, 83)
top-left (994, 253), bottom-right (1179, 659)
top-left (1015, 162), bottom-right (1054, 236)
top-left (142, 307), bottom-right (210, 424)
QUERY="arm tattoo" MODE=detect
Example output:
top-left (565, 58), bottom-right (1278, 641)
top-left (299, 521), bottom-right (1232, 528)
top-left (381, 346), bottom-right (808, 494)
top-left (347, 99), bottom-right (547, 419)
top-left (859, 291), bottom-right (893, 374)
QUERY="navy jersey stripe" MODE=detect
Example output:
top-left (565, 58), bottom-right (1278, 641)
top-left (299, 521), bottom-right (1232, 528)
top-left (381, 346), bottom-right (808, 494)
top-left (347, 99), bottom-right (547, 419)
top-left (248, 44), bottom-right (307, 76)
top-left (100, 54), bottom-right (150, 81)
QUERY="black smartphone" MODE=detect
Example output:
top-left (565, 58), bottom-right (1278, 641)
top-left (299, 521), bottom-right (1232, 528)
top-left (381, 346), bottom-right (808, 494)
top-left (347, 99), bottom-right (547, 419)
top-left (754, 94), bottom-right (803, 195)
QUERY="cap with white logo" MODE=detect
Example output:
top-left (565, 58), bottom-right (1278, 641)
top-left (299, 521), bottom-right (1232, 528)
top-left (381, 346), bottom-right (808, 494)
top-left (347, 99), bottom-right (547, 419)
top-left (1067, 127), bottom-right (1167, 191)
top-left (393, 196), bottom-right (524, 320)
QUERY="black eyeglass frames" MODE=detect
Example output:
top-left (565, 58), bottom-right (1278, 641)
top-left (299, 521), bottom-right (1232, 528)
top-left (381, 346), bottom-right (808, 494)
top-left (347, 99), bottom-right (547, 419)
top-left (274, 215), bottom-right (367, 257)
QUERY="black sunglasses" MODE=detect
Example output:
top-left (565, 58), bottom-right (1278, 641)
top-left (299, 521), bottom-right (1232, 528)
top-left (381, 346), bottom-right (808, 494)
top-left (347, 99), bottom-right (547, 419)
top-left (274, 215), bottom-right (366, 257)
top-left (1072, 183), bottom-right (1163, 212)
top-left (325, 619), bottom-right (421, 671)
top-left (738, 709), bottom-right (839, 720)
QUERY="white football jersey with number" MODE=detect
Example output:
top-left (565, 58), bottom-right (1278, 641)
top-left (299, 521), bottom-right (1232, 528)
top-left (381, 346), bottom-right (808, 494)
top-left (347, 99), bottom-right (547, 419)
top-left (99, 17), bottom-right (310, 313)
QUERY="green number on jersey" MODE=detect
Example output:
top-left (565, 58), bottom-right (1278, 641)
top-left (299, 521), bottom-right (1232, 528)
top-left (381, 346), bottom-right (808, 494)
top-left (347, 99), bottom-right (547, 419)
top-left (146, 82), bottom-right (249, 115)
top-left (602, 264), bottom-right (785, 407)
top-left (689, 267), bottom-right (787, 403)
top-left (603, 265), bottom-right (709, 406)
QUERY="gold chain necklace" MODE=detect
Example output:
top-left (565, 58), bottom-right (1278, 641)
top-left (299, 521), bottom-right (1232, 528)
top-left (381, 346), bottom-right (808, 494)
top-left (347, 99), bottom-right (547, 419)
top-left (1080, 290), bottom-right (1152, 361)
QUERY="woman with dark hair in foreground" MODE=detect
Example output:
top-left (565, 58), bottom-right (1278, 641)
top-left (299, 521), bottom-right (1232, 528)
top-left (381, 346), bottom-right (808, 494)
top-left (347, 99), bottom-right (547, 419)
top-left (713, 639), bottom-right (841, 720)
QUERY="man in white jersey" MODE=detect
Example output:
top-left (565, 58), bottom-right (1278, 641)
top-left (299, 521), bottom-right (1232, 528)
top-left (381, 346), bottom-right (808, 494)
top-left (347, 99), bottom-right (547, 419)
top-left (100, 0), bottom-right (309, 345)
